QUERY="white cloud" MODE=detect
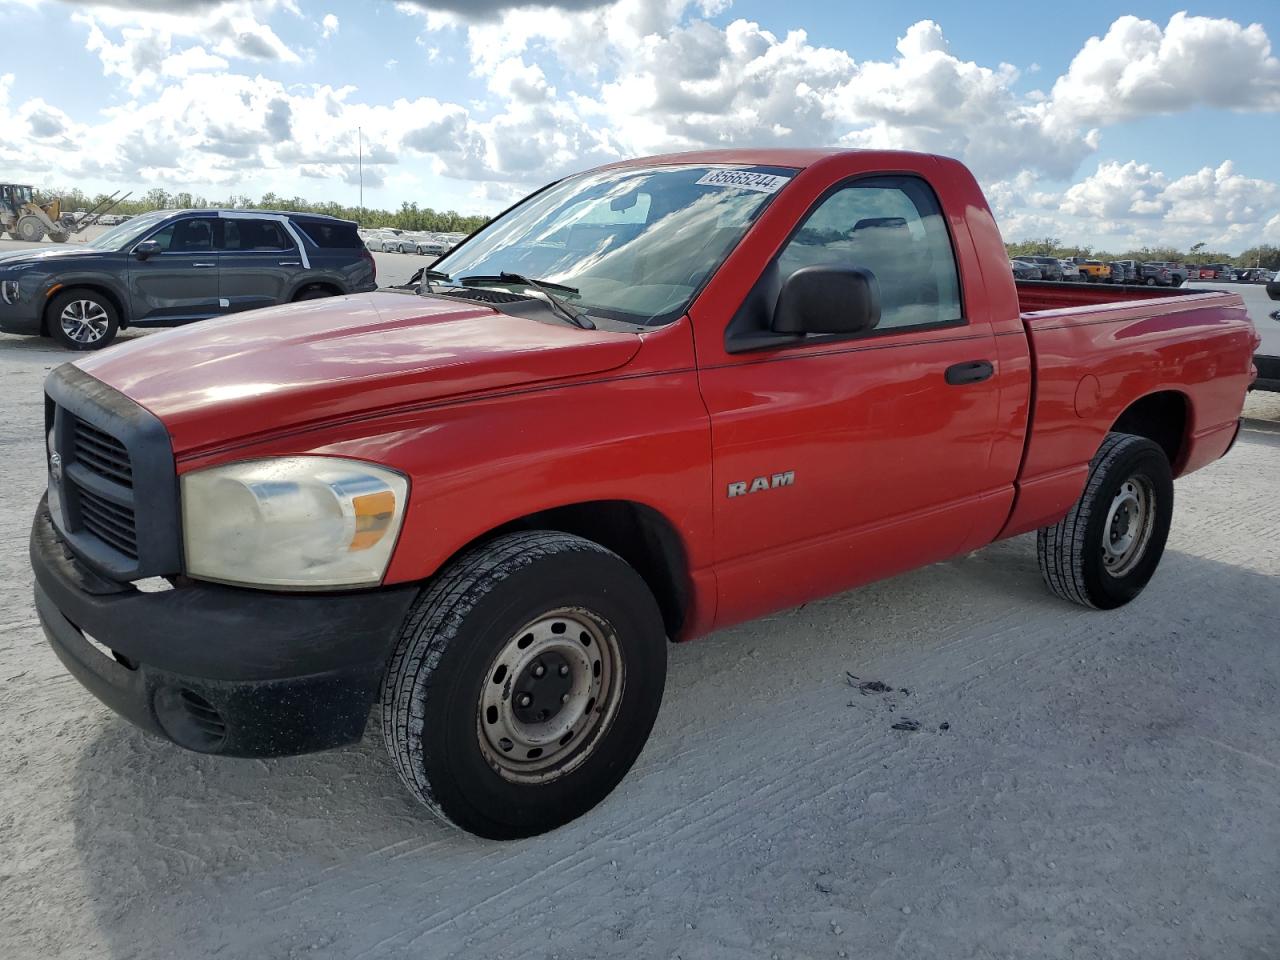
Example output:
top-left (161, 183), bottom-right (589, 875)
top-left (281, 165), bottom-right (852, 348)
top-left (992, 160), bottom-right (1280, 250)
top-left (320, 12), bottom-right (338, 38)
top-left (1047, 13), bottom-right (1280, 128)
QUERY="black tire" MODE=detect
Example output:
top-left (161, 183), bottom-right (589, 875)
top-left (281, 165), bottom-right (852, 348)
top-left (292, 284), bottom-right (336, 302)
top-left (1037, 433), bottom-right (1173, 609)
top-left (381, 531), bottom-right (667, 839)
top-left (47, 288), bottom-right (120, 350)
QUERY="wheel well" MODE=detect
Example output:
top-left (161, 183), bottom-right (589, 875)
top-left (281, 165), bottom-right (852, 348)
top-left (1110, 391), bottom-right (1188, 470)
top-left (41, 284), bottom-right (126, 334)
top-left (489, 501), bottom-right (691, 638)
top-left (293, 281), bottom-right (342, 300)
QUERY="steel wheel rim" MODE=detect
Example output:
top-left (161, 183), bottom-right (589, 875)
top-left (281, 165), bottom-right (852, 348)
top-left (477, 606), bottom-right (623, 784)
top-left (59, 300), bottom-right (109, 344)
top-left (1102, 474), bottom-right (1155, 577)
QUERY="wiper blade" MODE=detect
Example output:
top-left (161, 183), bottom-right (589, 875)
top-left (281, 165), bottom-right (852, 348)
top-left (460, 272), bottom-right (595, 329)
top-left (410, 268), bottom-right (453, 294)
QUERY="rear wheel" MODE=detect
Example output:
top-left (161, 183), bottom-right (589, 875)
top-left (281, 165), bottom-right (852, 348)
top-left (381, 531), bottom-right (667, 839)
top-left (292, 284), bottom-right (337, 301)
top-left (1037, 433), bottom-right (1173, 609)
top-left (47, 288), bottom-right (119, 350)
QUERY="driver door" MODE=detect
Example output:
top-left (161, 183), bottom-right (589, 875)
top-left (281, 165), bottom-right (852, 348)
top-left (127, 215), bottom-right (222, 323)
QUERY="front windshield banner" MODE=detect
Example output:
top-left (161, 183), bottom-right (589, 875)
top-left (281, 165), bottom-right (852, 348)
top-left (432, 164), bottom-right (796, 326)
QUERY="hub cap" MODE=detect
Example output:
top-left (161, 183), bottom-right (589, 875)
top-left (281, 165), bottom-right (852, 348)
top-left (1102, 475), bottom-right (1155, 577)
top-left (59, 300), bottom-right (109, 344)
top-left (477, 607), bottom-right (623, 783)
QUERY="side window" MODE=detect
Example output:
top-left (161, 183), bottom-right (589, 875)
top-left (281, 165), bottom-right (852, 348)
top-left (223, 219), bottom-right (294, 252)
top-left (777, 177), bottom-right (962, 331)
top-left (148, 218), bottom-right (213, 253)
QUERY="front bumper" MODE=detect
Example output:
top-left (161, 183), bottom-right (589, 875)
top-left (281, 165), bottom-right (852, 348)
top-left (0, 294), bottom-right (42, 335)
top-left (31, 503), bottom-right (419, 757)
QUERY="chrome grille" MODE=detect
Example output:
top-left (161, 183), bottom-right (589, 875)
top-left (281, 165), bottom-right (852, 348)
top-left (73, 417), bottom-right (133, 487)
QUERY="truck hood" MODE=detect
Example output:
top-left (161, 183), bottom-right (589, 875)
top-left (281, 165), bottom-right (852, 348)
top-left (0, 246), bottom-right (107, 268)
top-left (74, 291), bottom-right (642, 455)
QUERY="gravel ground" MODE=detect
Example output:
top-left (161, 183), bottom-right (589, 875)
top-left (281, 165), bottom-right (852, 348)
top-left (0, 266), bottom-right (1278, 958)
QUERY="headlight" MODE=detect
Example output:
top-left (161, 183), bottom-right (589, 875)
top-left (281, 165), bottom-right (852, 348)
top-left (1, 279), bottom-right (19, 304)
top-left (181, 457), bottom-right (409, 589)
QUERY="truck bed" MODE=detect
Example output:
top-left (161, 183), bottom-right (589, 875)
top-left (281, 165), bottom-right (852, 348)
top-left (999, 281), bottom-right (1256, 539)
top-left (1015, 279), bottom-right (1221, 313)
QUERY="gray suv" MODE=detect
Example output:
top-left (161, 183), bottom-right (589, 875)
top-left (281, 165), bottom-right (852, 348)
top-left (0, 209), bottom-right (376, 350)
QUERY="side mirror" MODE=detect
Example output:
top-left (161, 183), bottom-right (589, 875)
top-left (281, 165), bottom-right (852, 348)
top-left (134, 240), bottom-right (161, 260)
top-left (772, 265), bottom-right (880, 336)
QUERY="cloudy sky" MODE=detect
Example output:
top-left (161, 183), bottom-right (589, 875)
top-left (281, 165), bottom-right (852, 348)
top-left (2, 0), bottom-right (1278, 252)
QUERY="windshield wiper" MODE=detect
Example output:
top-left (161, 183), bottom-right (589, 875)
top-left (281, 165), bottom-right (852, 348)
top-left (460, 272), bottom-right (595, 329)
top-left (407, 268), bottom-right (453, 293)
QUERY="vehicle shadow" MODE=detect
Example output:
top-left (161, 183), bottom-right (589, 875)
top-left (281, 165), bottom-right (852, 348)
top-left (62, 538), bottom-right (1280, 960)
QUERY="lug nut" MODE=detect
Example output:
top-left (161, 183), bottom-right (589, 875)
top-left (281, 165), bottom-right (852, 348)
top-left (518, 693), bottom-right (533, 707)
top-left (533, 664), bottom-right (545, 678)
top-left (559, 664), bottom-right (570, 677)
top-left (561, 693), bottom-right (570, 704)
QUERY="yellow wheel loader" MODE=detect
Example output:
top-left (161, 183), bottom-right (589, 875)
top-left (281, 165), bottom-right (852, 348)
top-left (0, 185), bottom-right (130, 243)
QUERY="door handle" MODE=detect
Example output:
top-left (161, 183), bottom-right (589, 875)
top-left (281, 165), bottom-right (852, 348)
top-left (192, 262), bottom-right (216, 268)
top-left (945, 360), bottom-right (995, 385)
top-left (278, 261), bottom-right (301, 267)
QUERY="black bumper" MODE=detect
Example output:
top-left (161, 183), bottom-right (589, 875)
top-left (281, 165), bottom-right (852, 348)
top-left (0, 299), bottom-right (41, 335)
top-left (31, 504), bottom-right (419, 757)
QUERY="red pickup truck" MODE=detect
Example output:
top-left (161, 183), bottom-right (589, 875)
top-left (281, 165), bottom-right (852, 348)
top-left (31, 149), bottom-right (1257, 839)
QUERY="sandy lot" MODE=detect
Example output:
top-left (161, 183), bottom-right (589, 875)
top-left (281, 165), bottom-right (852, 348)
top-left (0, 273), bottom-right (1278, 958)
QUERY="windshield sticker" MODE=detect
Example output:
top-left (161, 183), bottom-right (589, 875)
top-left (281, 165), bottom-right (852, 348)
top-left (695, 170), bottom-right (792, 194)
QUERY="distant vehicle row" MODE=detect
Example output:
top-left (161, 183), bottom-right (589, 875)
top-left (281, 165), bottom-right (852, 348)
top-left (358, 228), bottom-right (467, 257)
top-left (1010, 255), bottom-right (1274, 287)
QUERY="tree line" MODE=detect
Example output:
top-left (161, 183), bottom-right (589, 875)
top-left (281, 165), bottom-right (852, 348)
top-left (34, 186), bottom-right (490, 234)
top-left (1006, 236), bottom-right (1280, 271)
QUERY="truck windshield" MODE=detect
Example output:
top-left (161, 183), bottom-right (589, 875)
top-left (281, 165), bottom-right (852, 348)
top-left (432, 164), bottom-right (795, 326)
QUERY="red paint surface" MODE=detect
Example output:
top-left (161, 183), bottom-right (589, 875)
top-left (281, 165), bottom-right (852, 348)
top-left (73, 149), bottom-right (1257, 639)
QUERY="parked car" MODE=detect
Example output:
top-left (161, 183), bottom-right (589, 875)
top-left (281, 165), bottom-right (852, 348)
top-left (413, 234), bottom-right (448, 257)
top-left (1069, 257), bottom-right (1112, 283)
top-left (1113, 259), bottom-right (1139, 284)
top-left (0, 209), bottom-right (376, 349)
top-left (1107, 261), bottom-right (1133, 284)
top-left (1011, 258), bottom-right (1041, 280)
top-left (1234, 268), bottom-right (1274, 283)
top-left (1059, 260), bottom-right (1082, 282)
top-left (1139, 262), bottom-right (1175, 286)
top-left (361, 230), bottom-right (402, 252)
top-left (1197, 263), bottom-right (1234, 280)
top-left (1261, 279), bottom-right (1280, 390)
top-left (30, 149), bottom-right (1256, 839)
top-left (1021, 255), bottom-right (1064, 281)
top-left (1144, 261), bottom-right (1187, 286)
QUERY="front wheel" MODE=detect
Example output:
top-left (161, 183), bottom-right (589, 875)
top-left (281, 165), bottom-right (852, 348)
top-left (381, 531), bottom-right (667, 839)
top-left (1037, 433), bottom-right (1173, 609)
top-left (16, 216), bottom-right (45, 242)
top-left (47, 288), bottom-right (119, 350)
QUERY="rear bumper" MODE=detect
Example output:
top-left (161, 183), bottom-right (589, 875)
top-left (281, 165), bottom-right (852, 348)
top-left (31, 502), bottom-right (419, 757)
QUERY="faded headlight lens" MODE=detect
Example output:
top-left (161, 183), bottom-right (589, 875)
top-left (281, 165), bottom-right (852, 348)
top-left (181, 457), bottom-right (408, 589)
